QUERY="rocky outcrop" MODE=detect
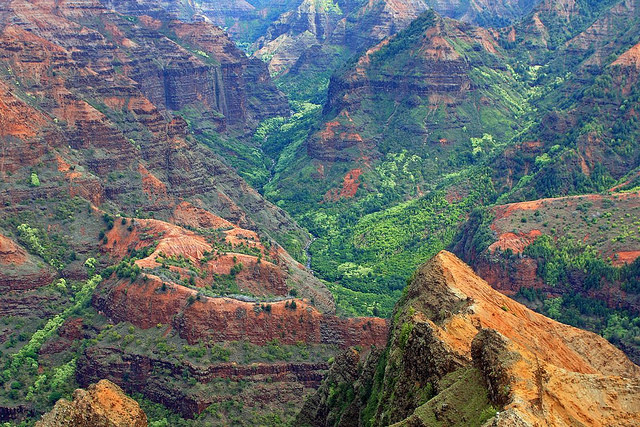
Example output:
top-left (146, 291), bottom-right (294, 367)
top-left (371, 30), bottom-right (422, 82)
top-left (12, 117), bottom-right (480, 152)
top-left (102, 214), bottom-right (334, 310)
top-left (36, 380), bottom-right (147, 427)
top-left (299, 251), bottom-right (640, 426)
top-left (93, 274), bottom-right (388, 348)
top-left (309, 12), bottom-right (492, 162)
top-left (253, 0), bottom-right (539, 75)
top-left (0, 0), bottom-right (307, 282)
top-left (165, 20), bottom-right (289, 123)
top-left (296, 346), bottom-right (384, 427)
top-left (252, 0), bottom-right (348, 74)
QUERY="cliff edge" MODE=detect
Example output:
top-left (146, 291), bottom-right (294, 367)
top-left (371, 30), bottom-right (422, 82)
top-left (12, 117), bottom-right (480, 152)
top-left (297, 251), bottom-right (640, 426)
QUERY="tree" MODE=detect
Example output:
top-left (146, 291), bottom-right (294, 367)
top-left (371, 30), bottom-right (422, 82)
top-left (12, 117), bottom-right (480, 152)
top-left (29, 172), bottom-right (40, 187)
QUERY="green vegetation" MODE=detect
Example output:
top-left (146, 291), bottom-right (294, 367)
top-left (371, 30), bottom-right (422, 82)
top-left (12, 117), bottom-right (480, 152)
top-left (29, 172), bottom-right (40, 187)
top-left (3, 0), bottom-right (640, 423)
top-left (255, 1), bottom-right (640, 331)
top-left (311, 0), bottom-right (342, 14)
top-left (513, 235), bottom-right (640, 358)
top-left (406, 368), bottom-right (496, 427)
top-left (16, 223), bottom-right (68, 270)
top-left (0, 276), bottom-right (103, 412)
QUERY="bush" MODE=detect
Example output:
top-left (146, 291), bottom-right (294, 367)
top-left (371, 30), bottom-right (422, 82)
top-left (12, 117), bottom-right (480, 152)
top-left (29, 172), bottom-right (40, 187)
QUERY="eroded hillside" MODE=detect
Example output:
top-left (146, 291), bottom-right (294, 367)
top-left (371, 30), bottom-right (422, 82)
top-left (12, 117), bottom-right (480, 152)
top-left (298, 252), bottom-right (640, 426)
top-left (0, 0), bottom-right (387, 424)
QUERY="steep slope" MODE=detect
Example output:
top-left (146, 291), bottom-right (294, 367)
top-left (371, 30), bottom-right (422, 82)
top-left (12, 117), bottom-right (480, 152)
top-left (261, 0), bottom-right (640, 320)
top-left (267, 9), bottom-right (529, 210)
top-left (262, 10), bottom-right (528, 315)
top-left (0, 0), bottom-right (297, 249)
top-left (297, 251), bottom-right (640, 426)
top-left (0, 0), bottom-right (388, 424)
top-left (490, 0), bottom-right (640, 200)
top-left (102, 0), bottom-right (302, 44)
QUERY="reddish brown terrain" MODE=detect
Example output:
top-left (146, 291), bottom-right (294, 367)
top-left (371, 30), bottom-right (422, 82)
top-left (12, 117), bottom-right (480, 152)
top-left (94, 274), bottom-right (387, 347)
top-left (453, 191), bottom-right (640, 356)
top-left (305, 11), bottom-right (506, 175)
top-left (464, 191), bottom-right (640, 291)
top-left (36, 380), bottom-right (147, 427)
top-left (489, 192), bottom-right (640, 262)
top-left (0, 233), bottom-right (56, 294)
top-left (252, 0), bottom-right (538, 75)
top-left (0, 1), bottom-right (387, 424)
top-left (298, 252), bottom-right (640, 426)
top-left (401, 252), bottom-right (640, 426)
top-left (1, 0), bottom-right (639, 425)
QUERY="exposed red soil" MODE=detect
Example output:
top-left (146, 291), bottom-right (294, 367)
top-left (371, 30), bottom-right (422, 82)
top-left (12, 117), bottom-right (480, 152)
top-left (411, 252), bottom-right (640, 426)
top-left (171, 202), bottom-right (263, 250)
top-left (172, 201), bottom-right (235, 229)
top-left (104, 218), bottom-right (288, 296)
top-left (613, 43), bottom-right (640, 68)
top-left (0, 233), bottom-right (27, 265)
top-left (493, 192), bottom-right (639, 221)
top-left (613, 251), bottom-right (640, 266)
top-left (488, 230), bottom-right (542, 254)
top-left (95, 274), bottom-right (389, 349)
top-left (0, 233), bottom-right (56, 291)
top-left (138, 15), bottom-right (163, 30)
top-left (138, 163), bottom-right (169, 201)
top-left (325, 168), bottom-right (363, 201)
top-left (465, 191), bottom-right (640, 311)
top-left (609, 170), bottom-right (640, 192)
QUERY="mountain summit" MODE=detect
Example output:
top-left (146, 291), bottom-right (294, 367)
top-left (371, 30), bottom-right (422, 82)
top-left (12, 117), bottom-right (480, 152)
top-left (298, 251), bottom-right (640, 426)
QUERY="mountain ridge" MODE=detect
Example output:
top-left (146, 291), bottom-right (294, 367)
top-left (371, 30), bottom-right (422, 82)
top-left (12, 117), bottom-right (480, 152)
top-left (297, 251), bottom-right (640, 426)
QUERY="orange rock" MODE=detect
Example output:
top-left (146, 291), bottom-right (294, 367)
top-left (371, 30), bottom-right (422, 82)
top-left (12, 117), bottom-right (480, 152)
top-left (138, 163), bottom-right (169, 202)
top-left (407, 252), bottom-right (640, 425)
top-left (36, 379), bottom-right (147, 427)
top-left (613, 251), bottom-right (640, 266)
top-left (325, 168), bottom-right (363, 201)
top-left (0, 233), bottom-right (27, 265)
top-left (0, 233), bottom-right (56, 292)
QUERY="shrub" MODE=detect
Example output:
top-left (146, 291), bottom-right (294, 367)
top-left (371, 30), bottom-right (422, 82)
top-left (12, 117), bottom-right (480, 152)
top-left (29, 172), bottom-right (40, 187)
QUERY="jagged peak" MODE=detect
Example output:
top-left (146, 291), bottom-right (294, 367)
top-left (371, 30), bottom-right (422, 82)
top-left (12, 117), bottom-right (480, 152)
top-left (404, 251), bottom-right (640, 378)
top-left (302, 251), bottom-right (640, 426)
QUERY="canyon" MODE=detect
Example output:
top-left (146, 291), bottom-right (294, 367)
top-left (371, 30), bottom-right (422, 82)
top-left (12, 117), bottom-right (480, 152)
top-left (0, 0), bottom-right (639, 425)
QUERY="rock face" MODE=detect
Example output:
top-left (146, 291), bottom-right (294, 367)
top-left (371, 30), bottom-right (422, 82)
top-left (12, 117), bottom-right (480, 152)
top-left (297, 251), bottom-right (640, 426)
top-left (0, 233), bottom-right (56, 293)
top-left (36, 380), bottom-right (147, 427)
top-left (0, 0), bottom-right (301, 262)
top-left (253, 0), bottom-right (540, 75)
top-left (0, 1), bottom-right (357, 423)
top-left (304, 10), bottom-right (518, 168)
top-left (80, 213), bottom-right (387, 421)
top-left (83, 270), bottom-right (387, 419)
top-left (76, 346), bottom-right (329, 418)
top-left (93, 274), bottom-right (388, 348)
